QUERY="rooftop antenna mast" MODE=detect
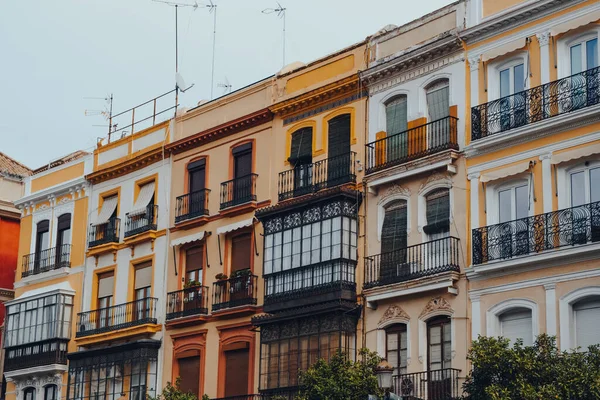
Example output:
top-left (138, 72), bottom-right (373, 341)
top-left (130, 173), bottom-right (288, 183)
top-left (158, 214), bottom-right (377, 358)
top-left (152, 0), bottom-right (198, 113)
top-left (205, 0), bottom-right (218, 99)
top-left (217, 76), bottom-right (232, 95)
top-left (262, 2), bottom-right (286, 67)
top-left (84, 94), bottom-right (114, 134)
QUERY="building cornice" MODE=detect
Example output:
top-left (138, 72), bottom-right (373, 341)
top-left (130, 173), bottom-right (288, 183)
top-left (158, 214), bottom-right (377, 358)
top-left (460, 0), bottom-right (585, 44)
top-left (166, 108), bottom-right (273, 155)
top-left (13, 177), bottom-right (87, 208)
top-left (86, 148), bottom-right (164, 184)
top-left (269, 75), bottom-right (361, 118)
top-left (360, 33), bottom-right (463, 91)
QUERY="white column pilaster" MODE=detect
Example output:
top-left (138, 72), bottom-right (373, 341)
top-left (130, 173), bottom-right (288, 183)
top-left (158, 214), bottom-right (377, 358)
top-left (471, 294), bottom-right (481, 340)
top-left (545, 283), bottom-right (557, 336)
top-left (376, 329), bottom-right (386, 357)
top-left (468, 172), bottom-right (481, 230)
top-left (469, 56), bottom-right (481, 108)
top-left (537, 32), bottom-right (551, 85)
top-left (540, 153), bottom-right (553, 213)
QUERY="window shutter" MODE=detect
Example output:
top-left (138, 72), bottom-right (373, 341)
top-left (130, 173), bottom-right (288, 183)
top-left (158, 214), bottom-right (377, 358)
top-left (186, 246), bottom-right (204, 273)
top-left (134, 263), bottom-right (152, 289)
top-left (98, 272), bottom-right (114, 298)
top-left (426, 80), bottom-right (450, 121)
top-left (381, 201), bottom-right (407, 254)
top-left (178, 356), bottom-right (200, 397)
top-left (575, 299), bottom-right (600, 350)
top-left (289, 128), bottom-right (313, 164)
top-left (231, 234), bottom-right (252, 273)
top-left (424, 189), bottom-right (450, 235)
top-left (224, 347), bottom-right (250, 397)
top-left (327, 114), bottom-right (351, 158)
top-left (57, 214), bottom-right (71, 231)
top-left (500, 309), bottom-right (533, 346)
top-left (385, 96), bottom-right (408, 135)
top-left (37, 220), bottom-right (50, 233)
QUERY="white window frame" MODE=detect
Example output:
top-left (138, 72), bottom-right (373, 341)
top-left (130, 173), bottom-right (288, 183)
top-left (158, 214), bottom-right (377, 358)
top-left (377, 194), bottom-right (411, 242)
top-left (376, 318), bottom-right (412, 370)
top-left (556, 159), bottom-right (600, 209)
top-left (485, 176), bottom-right (532, 225)
top-left (418, 181), bottom-right (453, 237)
top-left (419, 74), bottom-right (453, 121)
top-left (487, 53), bottom-right (529, 102)
top-left (559, 286), bottom-right (600, 351)
top-left (557, 29), bottom-right (600, 79)
top-left (486, 298), bottom-right (538, 344)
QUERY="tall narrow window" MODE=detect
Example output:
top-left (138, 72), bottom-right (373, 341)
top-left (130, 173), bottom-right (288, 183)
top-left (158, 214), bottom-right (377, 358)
top-left (380, 201), bottom-right (408, 283)
top-left (290, 128), bottom-right (313, 194)
top-left (327, 114), bottom-right (351, 186)
top-left (574, 297), bottom-right (600, 350)
top-left (570, 38), bottom-right (598, 74)
top-left (498, 184), bottom-right (529, 223)
top-left (56, 213), bottom-right (71, 267)
top-left (178, 355), bottom-right (201, 397)
top-left (24, 388), bottom-right (35, 400)
top-left (224, 345), bottom-right (250, 397)
top-left (386, 324), bottom-right (408, 377)
top-left (499, 308), bottom-right (533, 346)
top-left (35, 219), bottom-right (50, 272)
top-left (97, 272), bottom-right (114, 329)
top-left (134, 262), bottom-right (152, 321)
top-left (188, 159), bottom-right (206, 193)
top-left (499, 63), bottom-right (526, 130)
top-left (185, 246), bottom-right (203, 285)
top-left (44, 385), bottom-right (57, 400)
top-left (570, 166), bottom-right (600, 207)
top-left (232, 143), bottom-right (253, 204)
top-left (385, 96), bottom-right (408, 162)
top-left (424, 189), bottom-right (450, 236)
top-left (426, 79), bottom-right (450, 121)
top-left (130, 362), bottom-right (148, 400)
top-left (427, 316), bottom-right (451, 371)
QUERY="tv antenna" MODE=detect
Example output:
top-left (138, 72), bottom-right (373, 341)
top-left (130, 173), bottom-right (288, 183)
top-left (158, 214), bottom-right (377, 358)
top-left (151, 0), bottom-right (198, 113)
top-left (217, 77), bottom-right (232, 95)
top-left (84, 94), bottom-right (115, 133)
top-left (262, 2), bottom-right (287, 67)
top-left (204, 0), bottom-right (218, 99)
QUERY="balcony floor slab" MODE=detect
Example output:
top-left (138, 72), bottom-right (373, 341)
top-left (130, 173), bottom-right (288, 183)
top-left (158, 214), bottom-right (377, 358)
top-left (74, 323), bottom-right (162, 347)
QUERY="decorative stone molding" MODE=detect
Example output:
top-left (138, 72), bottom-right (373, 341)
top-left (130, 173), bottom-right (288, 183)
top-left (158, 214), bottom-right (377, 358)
top-left (379, 305), bottom-right (410, 325)
top-left (536, 31), bottom-right (551, 46)
top-left (419, 297), bottom-right (453, 319)
top-left (14, 373), bottom-right (63, 400)
top-left (419, 172), bottom-right (452, 192)
top-left (468, 55), bottom-right (481, 71)
top-left (378, 184), bottom-right (410, 204)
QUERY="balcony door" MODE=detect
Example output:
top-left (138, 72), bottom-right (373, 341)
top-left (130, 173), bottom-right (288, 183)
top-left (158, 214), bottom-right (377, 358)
top-left (34, 219), bottom-right (50, 273)
top-left (426, 79), bottom-right (450, 150)
top-left (188, 159), bottom-right (206, 217)
top-left (290, 127), bottom-right (313, 195)
top-left (230, 233), bottom-right (252, 304)
top-left (497, 183), bottom-right (529, 257)
top-left (56, 214), bottom-right (71, 267)
top-left (224, 346), bottom-right (250, 397)
top-left (233, 143), bottom-right (253, 204)
top-left (424, 189), bottom-right (451, 269)
top-left (499, 62), bottom-right (526, 131)
top-left (380, 200), bottom-right (408, 283)
top-left (569, 38), bottom-right (599, 110)
top-left (327, 114), bottom-right (351, 186)
top-left (385, 96), bottom-right (408, 163)
top-left (185, 246), bottom-right (204, 311)
top-left (134, 263), bottom-right (152, 322)
top-left (570, 166), bottom-right (600, 244)
top-left (178, 355), bottom-right (201, 398)
top-left (97, 272), bottom-right (114, 330)
top-left (427, 316), bottom-right (452, 398)
top-left (386, 324), bottom-right (408, 382)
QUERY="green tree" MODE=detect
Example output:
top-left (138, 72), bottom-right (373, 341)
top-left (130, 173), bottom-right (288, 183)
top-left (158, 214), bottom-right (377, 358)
top-left (147, 377), bottom-right (201, 400)
top-left (463, 334), bottom-right (600, 400)
top-left (296, 348), bottom-right (383, 400)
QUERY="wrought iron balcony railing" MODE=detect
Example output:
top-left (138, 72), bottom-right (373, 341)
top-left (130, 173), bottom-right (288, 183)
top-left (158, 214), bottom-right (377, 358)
top-left (366, 117), bottom-right (459, 174)
top-left (4, 338), bottom-right (69, 372)
top-left (393, 368), bottom-right (461, 399)
top-left (76, 297), bottom-right (158, 337)
top-left (22, 244), bottom-right (71, 278)
top-left (220, 174), bottom-right (258, 209)
top-left (364, 237), bottom-right (460, 289)
top-left (166, 285), bottom-right (209, 320)
top-left (125, 204), bottom-right (158, 237)
top-left (472, 66), bottom-right (600, 141)
top-left (88, 218), bottom-right (120, 248)
top-left (212, 273), bottom-right (258, 312)
top-left (278, 152), bottom-right (357, 201)
top-left (175, 189), bottom-right (210, 223)
top-left (211, 396), bottom-right (264, 400)
top-left (472, 200), bottom-right (600, 265)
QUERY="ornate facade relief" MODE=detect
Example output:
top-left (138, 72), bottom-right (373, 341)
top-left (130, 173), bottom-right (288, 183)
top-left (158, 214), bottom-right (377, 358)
top-left (419, 297), bottom-right (453, 319)
top-left (379, 304), bottom-right (410, 326)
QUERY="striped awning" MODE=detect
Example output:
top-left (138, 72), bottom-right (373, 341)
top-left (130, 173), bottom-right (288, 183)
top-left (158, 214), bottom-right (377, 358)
top-left (129, 182), bottom-right (155, 216)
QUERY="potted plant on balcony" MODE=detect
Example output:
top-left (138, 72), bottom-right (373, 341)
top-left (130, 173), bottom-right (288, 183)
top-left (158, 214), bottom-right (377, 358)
top-left (231, 268), bottom-right (252, 279)
top-left (183, 279), bottom-right (201, 289)
top-left (215, 273), bottom-right (228, 281)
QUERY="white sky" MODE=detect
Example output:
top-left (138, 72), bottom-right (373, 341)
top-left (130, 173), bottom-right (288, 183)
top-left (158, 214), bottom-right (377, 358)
top-left (1, 0), bottom-right (453, 169)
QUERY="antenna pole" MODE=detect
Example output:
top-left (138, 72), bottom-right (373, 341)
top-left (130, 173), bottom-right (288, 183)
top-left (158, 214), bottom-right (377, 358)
top-left (108, 93), bottom-right (114, 135)
top-left (282, 10), bottom-right (286, 67)
top-left (211, 5), bottom-right (217, 99)
top-left (175, 5), bottom-right (179, 114)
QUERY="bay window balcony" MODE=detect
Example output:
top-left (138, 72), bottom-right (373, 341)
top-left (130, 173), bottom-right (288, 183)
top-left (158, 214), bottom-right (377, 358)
top-left (472, 200), bottom-right (600, 265)
top-left (76, 297), bottom-right (158, 337)
top-left (21, 244), bottom-right (71, 278)
top-left (471, 66), bottom-right (600, 141)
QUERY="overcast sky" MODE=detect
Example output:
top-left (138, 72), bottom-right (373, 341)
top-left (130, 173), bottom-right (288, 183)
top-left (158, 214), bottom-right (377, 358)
top-left (1, 0), bottom-right (453, 169)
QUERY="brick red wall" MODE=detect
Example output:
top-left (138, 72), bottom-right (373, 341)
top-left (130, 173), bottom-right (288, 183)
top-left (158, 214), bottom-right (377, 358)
top-left (0, 217), bottom-right (19, 325)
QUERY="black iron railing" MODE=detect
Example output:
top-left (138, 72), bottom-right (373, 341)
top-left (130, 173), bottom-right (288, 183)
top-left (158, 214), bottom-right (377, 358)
top-left (21, 244), bottom-right (71, 278)
top-left (175, 189), bottom-right (210, 223)
top-left (393, 369), bottom-right (461, 399)
top-left (364, 237), bottom-right (460, 289)
top-left (278, 152), bottom-right (357, 201)
top-left (213, 393), bottom-right (295, 400)
top-left (4, 338), bottom-right (69, 371)
top-left (125, 204), bottom-right (158, 237)
top-left (220, 174), bottom-right (258, 209)
top-left (472, 66), bottom-right (600, 141)
top-left (88, 218), bottom-right (120, 247)
top-left (472, 201), bottom-right (600, 265)
top-left (166, 285), bottom-right (209, 320)
top-left (76, 297), bottom-right (158, 337)
top-left (366, 117), bottom-right (459, 174)
top-left (212, 273), bottom-right (258, 312)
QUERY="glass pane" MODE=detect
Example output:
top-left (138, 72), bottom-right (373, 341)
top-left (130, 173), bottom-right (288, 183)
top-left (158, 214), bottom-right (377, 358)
top-left (571, 171), bottom-right (586, 207)
top-left (387, 332), bottom-right (398, 351)
top-left (426, 85), bottom-right (450, 121)
top-left (429, 326), bottom-right (441, 345)
top-left (513, 64), bottom-right (525, 93)
top-left (499, 189), bottom-right (512, 223)
top-left (500, 68), bottom-right (510, 98)
top-left (587, 39), bottom-right (598, 69)
top-left (386, 96), bottom-right (408, 135)
top-left (430, 343), bottom-right (442, 363)
top-left (591, 168), bottom-right (600, 203)
top-left (515, 184), bottom-right (529, 220)
top-left (571, 44), bottom-right (583, 74)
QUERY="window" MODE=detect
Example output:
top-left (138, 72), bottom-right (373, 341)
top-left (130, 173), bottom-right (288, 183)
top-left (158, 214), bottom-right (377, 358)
top-left (500, 63), bottom-right (525, 98)
top-left (130, 362), bottom-right (148, 400)
top-left (44, 385), bottom-right (58, 400)
top-left (570, 165), bottom-right (600, 207)
top-left (426, 79), bottom-right (450, 121)
top-left (130, 181), bottom-right (156, 221)
top-left (498, 183), bottom-right (529, 222)
top-left (134, 262), bottom-right (152, 322)
top-left (224, 346), bottom-right (250, 397)
top-left (231, 233), bottom-right (252, 274)
top-left (5, 294), bottom-right (73, 348)
top-left (385, 96), bottom-right (408, 135)
top-left (178, 356), bottom-right (200, 397)
top-left (188, 159), bottom-right (206, 194)
top-left (573, 297), bottom-right (600, 350)
top-left (570, 38), bottom-right (598, 75)
top-left (424, 189), bottom-right (450, 237)
top-left (97, 272), bottom-right (114, 329)
top-left (57, 214), bottom-right (72, 248)
top-left (185, 246), bottom-right (203, 285)
top-left (24, 388), bottom-right (35, 400)
top-left (97, 195), bottom-right (118, 223)
top-left (381, 200), bottom-right (407, 254)
top-left (499, 308), bottom-right (533, 346)
top-left (386, 324), bottom-right (408, 376)
top-left (231, 143), bottom-right (254, 204)
top-left (427, 316), bottom-right (451, 371)
top-left (35, 219), bottom-right (50, 255)
top-left (233, 143), bottom-right (252, 179)
top-left (327, 114), bottom-right (352, 185)
top-left (290, 128), bottom-right (313, 193)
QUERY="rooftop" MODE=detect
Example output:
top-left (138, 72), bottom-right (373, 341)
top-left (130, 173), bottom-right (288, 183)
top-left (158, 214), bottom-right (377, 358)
top-left (32, 150), bottom-right (90, 175)
top-left (0, 152), bottom-right (32, 179)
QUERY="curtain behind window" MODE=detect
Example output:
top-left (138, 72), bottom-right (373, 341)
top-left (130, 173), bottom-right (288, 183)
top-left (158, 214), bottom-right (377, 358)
top-left (385, 96), bottom-right (408, 135)
top-left (426, 82), bottom-right (450, 122)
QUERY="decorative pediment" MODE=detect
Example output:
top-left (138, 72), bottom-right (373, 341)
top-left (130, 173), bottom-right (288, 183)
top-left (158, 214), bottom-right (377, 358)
top-left (420, 172), bottom-right (452, 192)
top-left (380, 184), bottom-right (410, 202)
top-left (379, 305), bottom-right (410, 325)
top-left (419, 297), bottom-right (453, 319)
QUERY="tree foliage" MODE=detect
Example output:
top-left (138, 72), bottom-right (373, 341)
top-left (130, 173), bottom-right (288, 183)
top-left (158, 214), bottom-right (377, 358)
top-left (147, 378), bottom-right (202, 400)
top-left (463, 334), bottom-right (600, 400)
top-left (296, 348), bottom-right (383, 400)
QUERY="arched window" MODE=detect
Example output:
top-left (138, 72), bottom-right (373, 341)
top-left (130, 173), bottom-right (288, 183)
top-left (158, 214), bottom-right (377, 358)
top-left (427, 316), bottom-right (451, 371)
top-left (23, 387), bottom-right (35, 400)
top-left (499, 307), bottom-right (533, 346)
top-left (385, 95), bottom-right (408, 135)
top-left (44, 384), bottom-right (57, 400)
top-left (386, 324), bottom-right (408, 377)
top-left (425, 79), bottom-right (450, 122)
top-left (380, 200), bottom-right (408, 283)
top-left (573, 296), bottom-right (600, 350)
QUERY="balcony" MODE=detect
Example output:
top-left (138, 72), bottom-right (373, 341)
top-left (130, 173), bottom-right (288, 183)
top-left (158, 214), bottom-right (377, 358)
top-left (22, 244), bottom-right (71, 278)
top-left (212, 273), bottom-right (258, 312)
top-left (471, 66), bottom-right (600, 141)
top-left (175, 189), bottom-right (210, 223)
top-left (88, 218), bottom-right (120, 248)
top-left (76, 297), bottom-right (158, 338)
top-left (278, 152), bottom-right (357, 201)
top-left (472, 201), bottom-right (600, 266)
top-left (365, 117), bottom-right (458, 175)
top-left (4, 338), bottom-right (69, 372)
top-left (392, 369), bottom-right (461, 400)
top-left (220, 174), bottom-right (258, 210)
top-left (263, 259), bottom-right (357, 313)
top-left (124, 204), bottom-right (158, 237)
top-left (166, 285), bottom-right (209, 320)
top-left (364, 237), bottom-right (461, 289)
